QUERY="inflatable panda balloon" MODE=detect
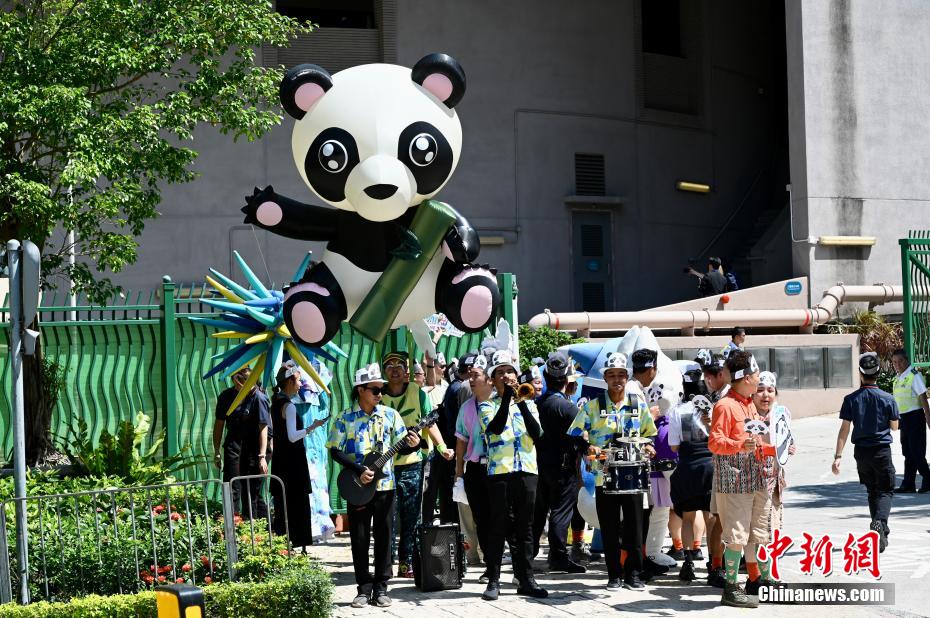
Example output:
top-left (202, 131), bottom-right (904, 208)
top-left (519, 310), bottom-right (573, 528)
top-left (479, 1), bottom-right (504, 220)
top-left (242, 54), bottom-right (501, 347)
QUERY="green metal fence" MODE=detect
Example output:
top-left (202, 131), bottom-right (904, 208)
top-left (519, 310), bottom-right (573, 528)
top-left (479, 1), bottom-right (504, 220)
top-left (0, 273), bottom-right (518, 506)
top-left (901, 232), bottom-right (930, 368)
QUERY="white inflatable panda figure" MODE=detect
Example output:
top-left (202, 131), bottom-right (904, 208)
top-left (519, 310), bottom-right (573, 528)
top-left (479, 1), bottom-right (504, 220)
top-left (242, 54), bottom-right (500, 347)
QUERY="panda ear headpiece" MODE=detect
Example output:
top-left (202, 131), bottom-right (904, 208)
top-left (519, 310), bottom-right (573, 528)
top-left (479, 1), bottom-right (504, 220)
top-left (411, 53), bottom-right (466, 109)
top-left (280, 64), bottom-right (334, 120)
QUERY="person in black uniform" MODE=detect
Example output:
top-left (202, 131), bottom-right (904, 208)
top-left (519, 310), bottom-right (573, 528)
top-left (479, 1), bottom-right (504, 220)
top-left (269, 361), bottom-right (329, 549)
top-left (212, 367), bottom-right (271, 519)
top-left (832, 352), bottom-right (900, 552)
top-left (532, 352), bottom-right (586, 574)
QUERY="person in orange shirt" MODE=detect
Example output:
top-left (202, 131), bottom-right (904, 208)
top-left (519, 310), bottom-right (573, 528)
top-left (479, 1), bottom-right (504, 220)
top-left (708, 350), bottom-right (776, 609)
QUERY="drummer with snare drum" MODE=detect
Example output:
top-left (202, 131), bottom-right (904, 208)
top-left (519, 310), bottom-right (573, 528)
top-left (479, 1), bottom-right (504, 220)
top-left (568, 352), bottom-right (657, 591)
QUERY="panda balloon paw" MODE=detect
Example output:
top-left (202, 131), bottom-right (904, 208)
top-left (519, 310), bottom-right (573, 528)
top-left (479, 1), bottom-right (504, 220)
top-left (436, 260), bottom-right (501, 333)
top-left (283, 263), bottom-right (348, 347)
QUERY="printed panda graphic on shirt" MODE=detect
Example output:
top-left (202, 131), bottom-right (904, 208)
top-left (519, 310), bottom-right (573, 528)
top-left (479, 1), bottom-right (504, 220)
top-left (242, 54), bottom-right (501, 348)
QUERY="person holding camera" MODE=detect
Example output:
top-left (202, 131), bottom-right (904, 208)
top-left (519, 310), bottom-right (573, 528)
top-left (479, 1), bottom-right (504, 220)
top-left (685, 257), bottom-right (728, 297)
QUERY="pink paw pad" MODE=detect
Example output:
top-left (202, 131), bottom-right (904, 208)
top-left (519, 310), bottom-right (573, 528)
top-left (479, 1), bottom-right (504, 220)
top-left (256, 201), bottom-right (283, 226)
top-left (460, 286), bottom-right (493, 329)
top-left (290, 301), bottom-right (327, 344)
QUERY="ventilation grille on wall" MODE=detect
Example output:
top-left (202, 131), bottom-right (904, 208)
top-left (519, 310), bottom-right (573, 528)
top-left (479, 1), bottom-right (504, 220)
top-left (580, 224), bottom-right (604, 257)
top-left (574, 153), bottom-right (606, 196)
top-left (582, 282), bottom-right (606, 312)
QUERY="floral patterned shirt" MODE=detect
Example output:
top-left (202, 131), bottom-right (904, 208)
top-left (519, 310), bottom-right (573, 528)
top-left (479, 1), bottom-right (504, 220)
top-left (326, 404), bottom-right (407, 492)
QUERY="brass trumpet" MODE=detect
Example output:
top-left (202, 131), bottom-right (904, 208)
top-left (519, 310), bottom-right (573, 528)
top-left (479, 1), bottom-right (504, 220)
top-left (514, 382), bottom-right (536, 402)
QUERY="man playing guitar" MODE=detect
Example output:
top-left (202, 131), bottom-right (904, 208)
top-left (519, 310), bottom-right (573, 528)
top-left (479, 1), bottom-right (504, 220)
top-left (327, 364), bottom-right (420, 609)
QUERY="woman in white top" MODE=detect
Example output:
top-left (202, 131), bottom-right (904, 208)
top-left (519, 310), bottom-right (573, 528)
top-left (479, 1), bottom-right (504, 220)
top-left (271, 361), bottom-right (328, 550)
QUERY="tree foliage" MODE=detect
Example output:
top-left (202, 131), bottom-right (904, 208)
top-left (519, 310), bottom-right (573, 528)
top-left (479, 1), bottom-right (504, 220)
top-left (0, 0), bottom-right (308, 301)
top-left (517, 324), bottom-right (584, 371)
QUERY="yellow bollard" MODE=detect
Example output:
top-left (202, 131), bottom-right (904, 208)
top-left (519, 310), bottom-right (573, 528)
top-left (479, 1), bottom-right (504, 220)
top-left (156, 584), bottom-right (205, 618)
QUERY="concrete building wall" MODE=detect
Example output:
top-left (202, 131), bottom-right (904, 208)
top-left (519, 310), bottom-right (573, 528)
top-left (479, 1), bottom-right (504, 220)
top-left (112, 0), bottom-right (788, 322)
top-left (786, 0), bottom-right (930, 317)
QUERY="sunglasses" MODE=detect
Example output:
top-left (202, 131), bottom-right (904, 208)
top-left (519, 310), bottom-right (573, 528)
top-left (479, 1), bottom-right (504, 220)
top-left (364, 386), bottom-right (383, 396)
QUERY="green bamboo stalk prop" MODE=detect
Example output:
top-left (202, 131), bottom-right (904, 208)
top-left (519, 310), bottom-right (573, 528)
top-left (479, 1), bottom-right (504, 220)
top-left (350, 200), bottom-right (455, 342)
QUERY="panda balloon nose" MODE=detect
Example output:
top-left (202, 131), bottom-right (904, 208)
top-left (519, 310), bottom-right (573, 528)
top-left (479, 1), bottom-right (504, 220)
top-left (363, 184), bottom-right (398, 200)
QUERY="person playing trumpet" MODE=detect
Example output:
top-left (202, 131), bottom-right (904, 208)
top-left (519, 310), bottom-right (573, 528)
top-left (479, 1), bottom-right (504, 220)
top-left (478, 349), bottom-right (547, 601)
top-left (568, 352), bottom-right (657, 591)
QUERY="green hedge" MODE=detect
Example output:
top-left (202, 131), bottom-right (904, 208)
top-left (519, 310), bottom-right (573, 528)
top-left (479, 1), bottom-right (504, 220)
top-left (0, 564), bottom-right (333, 618)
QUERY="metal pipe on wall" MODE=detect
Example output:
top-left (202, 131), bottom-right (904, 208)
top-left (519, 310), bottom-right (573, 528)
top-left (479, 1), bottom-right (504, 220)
top-left (527, 284), bottom-right (903, 333)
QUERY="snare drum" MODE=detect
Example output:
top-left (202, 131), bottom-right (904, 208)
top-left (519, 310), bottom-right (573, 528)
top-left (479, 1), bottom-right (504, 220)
top-left (602, 460), bottom-right (651, 494)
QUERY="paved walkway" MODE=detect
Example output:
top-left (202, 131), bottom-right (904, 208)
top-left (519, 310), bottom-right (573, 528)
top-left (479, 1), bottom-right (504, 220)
top-left (308, 414), bottom-right (928, 617)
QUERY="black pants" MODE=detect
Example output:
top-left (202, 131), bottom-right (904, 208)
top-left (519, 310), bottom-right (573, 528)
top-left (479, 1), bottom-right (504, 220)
top-left (854, 444), bottom-right (895, 523)
top-left (486, 471), bottom-right (537, 584)
top-left (532, 467), bottom-right (576, 564)
top-left (596, 487), bottom-right (644, 581)
top-left (348, 490), bottom-right (396, 595)
top-left (223, 444), bottom-right (267, 519)
top-left (422, 456), bottom-right (458, 524)
top-left (899, 411), bottom-right (930, 488)
top-left (463, 461), bottom-right (490, 555)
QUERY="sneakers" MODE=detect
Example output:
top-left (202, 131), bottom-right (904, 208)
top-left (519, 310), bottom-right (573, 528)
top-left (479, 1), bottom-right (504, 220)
top-left (624, 574), bottom-right (646, 591)
top-left (648, 552), bottom-right (678, 568)
top-left (870, 520), bottom-right (888, 553)
top-left (478, 569), bottom-right (490, 584)
top-left (549, 559), bottom-right (587, 574)
top-left (482, 581), bottom-right (500, 601)
top-left (351, 593), bottom-right (369, 608)
top-left (721, 582), bottom-right (757, 608)
top-left (689, 547), bottom-right (705, 562)
top-left (373, 593), bottom-right (392, 607)
top-left (744, 577), bottom-right (770, 605)
top-left (572, 541), bottom-right (593, 563)
top-left (707, 567), bottom-right (726, 588)
top-left (894, 485), bottom-right (917, 494)
top-left (643, 557), bottom-right (670, 576)
top-left (397, 562), bottom-right (415, 578)
top-left (666, 546), bottom-right (686, 561)
top-left (679, 559), bottom-right (696, 582)
top-left (606, 578), bottom-right (622, 590)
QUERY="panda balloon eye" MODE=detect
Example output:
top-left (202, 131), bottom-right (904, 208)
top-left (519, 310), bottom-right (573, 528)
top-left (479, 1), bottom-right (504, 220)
top-left (408, 133), bottom-right (438, 167)
top-left (318, 140), bottom-right (348, 173)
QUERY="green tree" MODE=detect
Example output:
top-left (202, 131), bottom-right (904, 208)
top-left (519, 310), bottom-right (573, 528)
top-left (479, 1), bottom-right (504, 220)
top-left (0, 0), bottom-right (308, 464)
top-left (517, 325), bottom-right (584, 371)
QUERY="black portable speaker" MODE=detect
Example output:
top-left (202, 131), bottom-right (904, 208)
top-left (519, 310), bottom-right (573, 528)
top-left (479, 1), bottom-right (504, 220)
top-left (413, 523), bottom-right (465, 591)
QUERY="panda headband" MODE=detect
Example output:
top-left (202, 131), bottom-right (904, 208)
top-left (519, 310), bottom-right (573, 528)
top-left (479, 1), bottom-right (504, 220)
top-left (732, 355), bottom-right (760, 380)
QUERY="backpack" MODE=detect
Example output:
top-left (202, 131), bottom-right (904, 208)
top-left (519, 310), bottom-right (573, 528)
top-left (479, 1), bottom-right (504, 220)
top-left (724, 271), bottom-right (739, 292)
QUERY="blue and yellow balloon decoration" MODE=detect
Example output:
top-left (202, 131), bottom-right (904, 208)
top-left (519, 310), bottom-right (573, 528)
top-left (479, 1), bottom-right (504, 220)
top-left (190, 251), bottom-right (346, 414)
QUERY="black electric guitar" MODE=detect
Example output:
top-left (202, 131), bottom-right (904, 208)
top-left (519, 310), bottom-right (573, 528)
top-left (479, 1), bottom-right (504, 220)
top-left (337, 411), bottom-right (439, 506)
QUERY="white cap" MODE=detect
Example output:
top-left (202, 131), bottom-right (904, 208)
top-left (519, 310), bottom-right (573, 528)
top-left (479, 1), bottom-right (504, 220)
top-left (353, 363), bottom-right (386, 387)
top-left (599, 352), bottom-right (629, 375)
top-left (487, 349), bottom-right (519, 376)
top-left (758, 371), bottom-right (777, 389)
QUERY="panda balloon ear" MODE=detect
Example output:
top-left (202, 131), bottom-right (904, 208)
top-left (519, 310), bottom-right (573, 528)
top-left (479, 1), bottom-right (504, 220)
top-left (411, 53), bottom-right (466, 109)
top-left (280, 64), bottom-right (333, 119)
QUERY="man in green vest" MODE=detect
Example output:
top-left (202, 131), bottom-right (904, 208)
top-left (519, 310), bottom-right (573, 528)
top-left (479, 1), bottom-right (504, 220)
top-left (891, 349), bottom-right (930, 493)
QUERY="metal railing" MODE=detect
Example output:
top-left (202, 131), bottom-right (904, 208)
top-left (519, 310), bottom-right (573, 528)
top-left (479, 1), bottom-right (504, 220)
top-left (0, 475), bottom-right (292, 605)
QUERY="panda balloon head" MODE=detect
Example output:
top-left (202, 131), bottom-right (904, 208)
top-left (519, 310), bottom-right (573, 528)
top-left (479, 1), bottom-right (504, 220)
top-left (280, 54), bottom-right (465, 223)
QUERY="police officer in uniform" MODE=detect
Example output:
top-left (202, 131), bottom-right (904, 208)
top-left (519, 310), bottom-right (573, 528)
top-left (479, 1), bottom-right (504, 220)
top-left (832, 352), bottom-right (900, 552)
top-left (890, 349), bottom-right (930, 493)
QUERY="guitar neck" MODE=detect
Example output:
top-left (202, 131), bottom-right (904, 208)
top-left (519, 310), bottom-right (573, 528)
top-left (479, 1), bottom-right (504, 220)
top-left (372, 415), bottom-right (436, 469)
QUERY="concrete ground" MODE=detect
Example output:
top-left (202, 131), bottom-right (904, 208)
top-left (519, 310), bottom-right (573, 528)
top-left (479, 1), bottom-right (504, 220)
top-left (308, 414), bottom-right (929, 617)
